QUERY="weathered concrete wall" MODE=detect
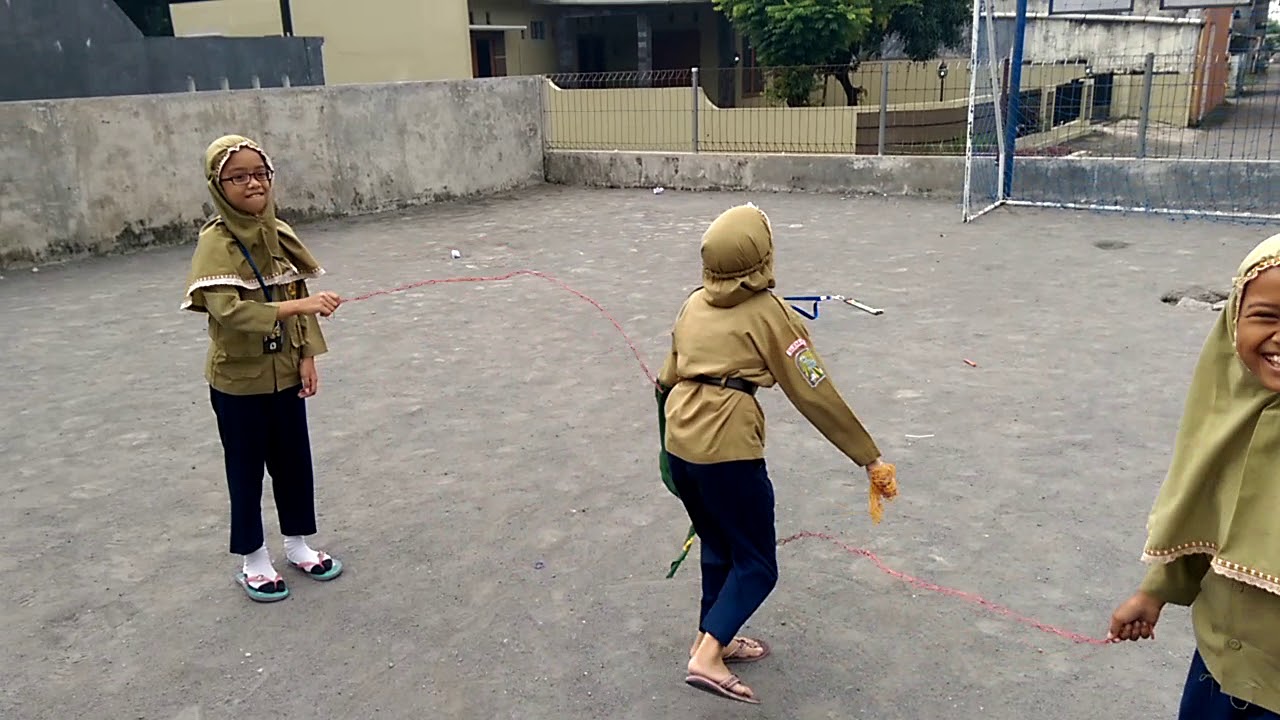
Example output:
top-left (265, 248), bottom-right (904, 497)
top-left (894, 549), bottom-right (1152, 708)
top-left (544, 151), bottom-right (968, 198)
top-left (1013, 158), bottom-right (1280, 214)
top-left (987, 0), bottom-right (1205, 68)
top-left (545, 150), bottom-right (1280, 216)
top-left (0, 77), bottom-right (544, 268)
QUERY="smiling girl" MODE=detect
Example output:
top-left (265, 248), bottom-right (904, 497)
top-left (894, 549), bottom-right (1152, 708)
top-left (1109, 234), bottom-right (1280, 718)
top-left (181, 135), bottom-right (345, 602)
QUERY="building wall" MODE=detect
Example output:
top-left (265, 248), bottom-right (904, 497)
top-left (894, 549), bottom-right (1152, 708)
top-left (0, 76), bottom-right (544, 268)
top-left (985, 0), bottom-right (1207, 71)
top-left (550, 4), bottom-right (719, 72)
top-left (1, 0), bottom-right (322, 102)
top-left (171, 0), bottom-right (473, 84)
top-left (467, 0), bottom-right (558, 75)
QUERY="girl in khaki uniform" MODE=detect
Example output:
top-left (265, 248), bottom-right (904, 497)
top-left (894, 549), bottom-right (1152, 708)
top-left (1109, 234), bottom-right (1280, 719)
top-left (658, 203), bottom-right (897, 704)
top-left (182, 135), bottom-right (345, 603)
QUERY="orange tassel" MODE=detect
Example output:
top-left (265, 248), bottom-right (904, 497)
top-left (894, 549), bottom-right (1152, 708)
top-left (867, 462), bottom-right (899, 524)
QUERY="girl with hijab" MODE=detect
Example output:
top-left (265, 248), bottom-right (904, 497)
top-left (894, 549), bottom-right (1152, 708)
top-left (657, 203), bottom-right (898, 704)
top-left (1109, 233), bottom-right (1280, 718)
top-left (181, 135), bottom-right (345, 603)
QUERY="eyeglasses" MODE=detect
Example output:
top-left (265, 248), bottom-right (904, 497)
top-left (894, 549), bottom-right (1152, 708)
top-left (219, 169), bottom-right (274, 186)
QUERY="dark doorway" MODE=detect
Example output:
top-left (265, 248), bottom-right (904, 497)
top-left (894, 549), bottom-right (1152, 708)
top-left (577, 35), bottom-right (606, 74)
top-left (652, 28), bottom-right (699, 87)
top-left (1090, 73), bottom-right (1113, 122)
top-left (471, 31), bottom-right (507, 78)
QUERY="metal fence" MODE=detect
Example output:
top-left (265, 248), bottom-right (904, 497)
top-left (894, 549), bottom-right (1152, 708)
top-left (984, 53), bottom-right (1280, 162)
top-left (959, 44), bottom-right (1280, 223)
top-left (543, 61), bottom-right (981, 156)
top-left (543, 56), bottom-right (1280, 165)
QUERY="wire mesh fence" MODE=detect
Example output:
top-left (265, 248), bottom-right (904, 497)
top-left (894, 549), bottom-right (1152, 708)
top-left (543, 61), bottom-right (981, 156)
top-left (962, 48), bottom-right (1280, 223)
top-left (996, 53), bottom-right (1280, 162)
top-left (543, 56), bottom-right (1280, 164)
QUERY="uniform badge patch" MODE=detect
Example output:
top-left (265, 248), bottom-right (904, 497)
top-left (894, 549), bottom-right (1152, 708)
top-left (786, 338), bottom-right (808, 357)
top-left (795, 348), bottom-right (826, 387)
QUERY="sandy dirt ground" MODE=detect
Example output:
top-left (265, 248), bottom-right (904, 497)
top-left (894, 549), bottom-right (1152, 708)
top-left (1, 185), bottom-right (1274, 719)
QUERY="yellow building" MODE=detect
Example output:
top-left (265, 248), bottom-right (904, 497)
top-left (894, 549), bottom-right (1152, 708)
top-left (169, 0), bottom-right (730, 87)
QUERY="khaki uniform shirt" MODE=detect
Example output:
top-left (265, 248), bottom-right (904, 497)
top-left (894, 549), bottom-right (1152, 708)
top-left (1142, 558), bottom-right (1280, 713)
top-left (201, 277), bottom-right (328, 396)
top-left (658, 289), bottom-right (880, 467)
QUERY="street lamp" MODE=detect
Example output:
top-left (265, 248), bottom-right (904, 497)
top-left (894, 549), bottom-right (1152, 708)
top-left (937, 61), bottom-right (949, 102)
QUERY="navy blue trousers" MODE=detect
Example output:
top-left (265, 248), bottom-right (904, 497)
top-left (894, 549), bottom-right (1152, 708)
top-left (1179, 649), bottom-right (1280, 719)
top-left (210, 385), bottom-right (318, 555)
top-left (669, 453), bottom-right (779, 646)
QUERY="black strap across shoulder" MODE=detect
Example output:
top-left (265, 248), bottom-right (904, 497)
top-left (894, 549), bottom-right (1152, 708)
top-left (234, 240), bottom-right (273, 302)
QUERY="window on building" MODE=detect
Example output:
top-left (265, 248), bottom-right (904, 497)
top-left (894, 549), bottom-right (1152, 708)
top-left (742, 38), bottom-right (764, 96)
top-left (530, 20), bottom-right (546, 40)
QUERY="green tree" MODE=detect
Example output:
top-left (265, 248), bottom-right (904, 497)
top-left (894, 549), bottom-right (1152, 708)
top-left (715, 0), bottom-right (971, 107)
top-left (713, 0), bottom-right (874, 106)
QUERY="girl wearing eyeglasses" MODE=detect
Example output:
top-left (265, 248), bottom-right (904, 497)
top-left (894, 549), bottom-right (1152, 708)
top-left (181, 135), bottom-right (345, 602)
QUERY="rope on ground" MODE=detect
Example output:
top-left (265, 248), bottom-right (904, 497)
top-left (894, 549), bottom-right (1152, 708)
top-left (347, 268), bottom-right (1111, 647)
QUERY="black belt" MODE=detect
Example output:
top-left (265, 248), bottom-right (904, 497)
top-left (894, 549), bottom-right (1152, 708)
top-left (690, 375), bottom-right (758, 396)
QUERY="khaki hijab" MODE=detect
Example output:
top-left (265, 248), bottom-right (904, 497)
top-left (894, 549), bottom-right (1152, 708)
top-left (181, 135), bottom-right (323, 312)
top-left (699, 203), bottom-right (776, 308)
top-left (1143, 233), bottom-right (1280, 596)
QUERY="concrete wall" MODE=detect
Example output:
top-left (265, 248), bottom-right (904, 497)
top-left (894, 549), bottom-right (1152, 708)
top-left (988, 0), bottom-right (1206, 65)
top-left (0, 78), bottom-right (544, 268)
top-left (0, 0), bottom-right (323, 102)
top-left (544, 150), bottom-right (968, 197)
top-left (172, 0), bottom-right (473, 84)
top-left (545, 150), bottom-right (1280, 215)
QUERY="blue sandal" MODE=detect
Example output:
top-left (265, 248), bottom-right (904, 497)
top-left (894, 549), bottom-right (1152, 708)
top-left (289, 551), bottom-right (343, 581)
top-left (236, 572), bottom-right (290, 603)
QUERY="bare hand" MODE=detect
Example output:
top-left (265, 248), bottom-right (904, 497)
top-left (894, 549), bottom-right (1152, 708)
top-left (304, 291), bottom-right (342, 317)
top-left (1107, 591), bottom-right (1164, 642)
top-left (299, 356), bottom-right (319, 398)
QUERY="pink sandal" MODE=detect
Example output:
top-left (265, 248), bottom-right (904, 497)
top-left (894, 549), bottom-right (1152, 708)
top-left (685, 671), bottom-right (760, 704)
top-left (288, 551), bottom-right (343, 581)
top-left (236, 572), bottom-right (289, 602)
top-left (724, 636), bottom-right (771, 664)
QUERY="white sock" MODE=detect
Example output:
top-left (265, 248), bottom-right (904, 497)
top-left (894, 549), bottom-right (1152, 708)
top-left (284, 535), bottom-right (322, 566)
top-left (242, 545), bottom-right (278, 585)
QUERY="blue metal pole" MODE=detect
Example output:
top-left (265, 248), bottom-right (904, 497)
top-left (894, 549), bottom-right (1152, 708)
top-left (1001, 0), bottom-right (1028, 199)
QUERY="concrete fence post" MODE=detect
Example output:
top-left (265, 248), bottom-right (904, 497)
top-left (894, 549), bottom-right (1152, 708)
top-left (282, 74), bottom-right (292, 88)
top-left (1137, 52), bottom-right (1155, 159)
top-left (878, 62), bottom-right (890, 156)
top-left (251, 75), bottom-right (261, 89)
top-left (691, 67), bottom-right (700, 153)
top-left (186, 76), bottom-right (196, 93)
